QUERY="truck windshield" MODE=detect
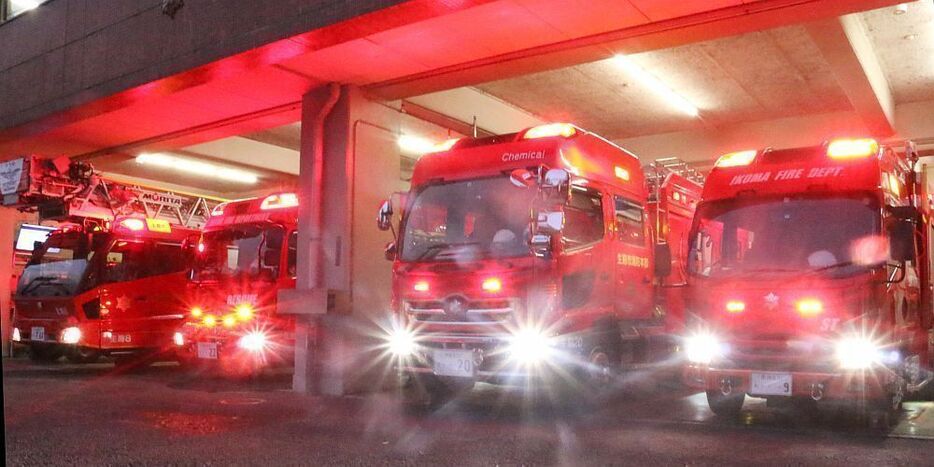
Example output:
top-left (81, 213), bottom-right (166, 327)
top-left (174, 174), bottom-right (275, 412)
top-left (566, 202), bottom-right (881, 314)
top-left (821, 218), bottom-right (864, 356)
top-left (400, 176), bottom-right (536, 262)
top-left (193, 224), bottom-right (284, 281)
top-left (689, 194), bottom-right (880, 278)
top-left (17, 232), bottom-right (94, 297)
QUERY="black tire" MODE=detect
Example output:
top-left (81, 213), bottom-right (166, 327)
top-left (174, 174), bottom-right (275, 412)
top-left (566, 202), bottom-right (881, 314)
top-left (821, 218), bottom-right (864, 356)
top-left (28, 344), bottom-right (63, 363)
top-left (706, 389), bottom-right (745, 417)
top-left (66, 347), bottom-right (101, 364)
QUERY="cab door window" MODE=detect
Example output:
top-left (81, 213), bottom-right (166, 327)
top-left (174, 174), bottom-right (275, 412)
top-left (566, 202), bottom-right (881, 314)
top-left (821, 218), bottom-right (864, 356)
top-left (102, 240), bottom-right (147, 283)
top-left (562, 188), bottom-right (605, 249)
top-left (615, 197), bottom-right (645, 246)
top-left (287, 231), bottom-right (298, 278)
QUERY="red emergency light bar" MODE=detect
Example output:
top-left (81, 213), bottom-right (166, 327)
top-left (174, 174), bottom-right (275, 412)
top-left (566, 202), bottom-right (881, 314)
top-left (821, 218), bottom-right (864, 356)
top-left (522, 123), bottom-right (578, 140)
top-left (827, 138), bottom-right (879, 159)
top-left (260, 193), bottom-right (299, 210)
top-left (113, 217), bottom-right (172, 234)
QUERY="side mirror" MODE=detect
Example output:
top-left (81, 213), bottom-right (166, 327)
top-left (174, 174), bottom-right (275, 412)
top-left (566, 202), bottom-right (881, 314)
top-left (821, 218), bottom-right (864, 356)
top-left (384, 241), bottom-right (397, 261)
top-left (509, 168), bottom-right (536, 188)
top-left (530, 234), bottom-right (552, 259)
top-left (889, 220), bottom-right (915, 262)
top-left (654, 243), bottom-right (672, 278)
top-left (535, 210), bottom-right (565, 235)
top-left (377, 200), bottom-right (393, 231)
top-left (542, 168), bottom-right (570, 199)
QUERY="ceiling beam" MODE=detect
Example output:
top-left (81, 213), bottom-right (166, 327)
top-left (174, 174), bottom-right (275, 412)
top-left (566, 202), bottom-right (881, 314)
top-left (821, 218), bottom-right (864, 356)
top-left (366, 0), bottom-right (903, 100)
top-left (805, 14), bottom-right (895, 136)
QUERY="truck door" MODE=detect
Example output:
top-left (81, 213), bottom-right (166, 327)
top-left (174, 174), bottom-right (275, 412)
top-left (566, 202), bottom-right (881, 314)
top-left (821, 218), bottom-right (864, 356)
top-left (559, 187), bottom-right (613, 322)
top-left (612, 196), bottom-right (653, 320)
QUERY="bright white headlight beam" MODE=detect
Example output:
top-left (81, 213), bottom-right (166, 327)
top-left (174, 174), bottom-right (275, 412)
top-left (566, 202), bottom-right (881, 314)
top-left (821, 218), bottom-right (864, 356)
top-left (612, 54), bottom-right (700, 118)
top-left (12, 0), bottom-right (42, 12)
top-left (136, 153), bottom-right (258, 184)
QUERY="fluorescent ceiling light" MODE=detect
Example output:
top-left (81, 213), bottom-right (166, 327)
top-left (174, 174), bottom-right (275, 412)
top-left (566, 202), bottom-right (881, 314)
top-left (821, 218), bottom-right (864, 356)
top-left (397, 134), bottom-right (436, 154)
top-left (136, 153), bottom-right (258, 184)
top-left (11, 0), bottom-right (42, 11)
top-left (611, 55), bottom-right (700, 118)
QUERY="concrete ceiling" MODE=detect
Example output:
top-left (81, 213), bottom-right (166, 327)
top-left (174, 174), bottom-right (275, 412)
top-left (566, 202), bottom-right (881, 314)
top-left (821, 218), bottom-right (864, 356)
top-left (862, 2), bottom-right (934, 104)
top-left (476, 25), bottom-right (853, 140)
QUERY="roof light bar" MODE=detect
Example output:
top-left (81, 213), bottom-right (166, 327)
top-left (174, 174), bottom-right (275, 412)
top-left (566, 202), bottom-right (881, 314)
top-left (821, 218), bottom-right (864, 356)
top-left (614, 166), bottom-right (630, 181)
top-left (827, 138), bottom-right (879, 159)
top-left (715, 150), bottom-right (757, 168)
top-left (260, 193), bottom-right (299, 210)
top-left (611, 55), bottom-right (700, 117)
top-left (136, 153), bottom-right (258, 184)
top-left (523, 123), bottom-right (578, 140)
top-left (119, 218), bottom-right (146, 232)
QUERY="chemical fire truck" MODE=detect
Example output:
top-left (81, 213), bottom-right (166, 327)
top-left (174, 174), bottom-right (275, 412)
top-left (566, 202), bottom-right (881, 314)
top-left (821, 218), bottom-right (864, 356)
top-left (173, 193), bottom-right (298, 375)
top-left (377, 123), bottom-right (701, 403)
top-left (6, 155), bottom-right (214, 363)
top-left (683, 138), bottom-right (934, 424)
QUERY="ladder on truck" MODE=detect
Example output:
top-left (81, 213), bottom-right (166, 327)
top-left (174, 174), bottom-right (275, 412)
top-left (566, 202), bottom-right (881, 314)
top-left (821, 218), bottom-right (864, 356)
top-left (645, 157), bottom-right (705, 203)
top-left (0, 155), bottom-right (223, 228)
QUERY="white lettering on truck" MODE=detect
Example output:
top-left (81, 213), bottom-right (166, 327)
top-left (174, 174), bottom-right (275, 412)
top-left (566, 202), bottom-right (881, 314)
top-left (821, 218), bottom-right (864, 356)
top-left (729, 167), bottom-right (845, 186)
top-left (502, 151), bottom-right (545, 162)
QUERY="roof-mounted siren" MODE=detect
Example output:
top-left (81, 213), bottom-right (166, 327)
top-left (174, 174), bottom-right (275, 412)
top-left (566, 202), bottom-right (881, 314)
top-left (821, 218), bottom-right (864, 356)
top-left (714, 150), bottom-right (758, 168)
top-left (826, 138), bottom-right (879, 160)
top-left (522, 123), bottom-right (578, 140)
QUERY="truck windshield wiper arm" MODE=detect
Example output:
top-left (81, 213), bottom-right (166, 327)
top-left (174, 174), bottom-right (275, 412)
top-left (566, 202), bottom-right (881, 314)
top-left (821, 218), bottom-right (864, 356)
top-left (20, 276), bottom-right (63, 295)
top-left (807, 261), bottom-right (855, 274)
top-left (414, 242), bottom-right (479, 261)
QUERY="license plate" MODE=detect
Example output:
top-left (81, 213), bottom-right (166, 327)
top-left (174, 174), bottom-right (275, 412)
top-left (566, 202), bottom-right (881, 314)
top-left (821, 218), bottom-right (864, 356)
top-left (750, 372), bottom-right (792, 396)
top-left (196, 342), bottom-right (218, 360)
top-left (432, 349), bottom-right (475, 378)
top-left (30, 327), bottom-right (45, 341)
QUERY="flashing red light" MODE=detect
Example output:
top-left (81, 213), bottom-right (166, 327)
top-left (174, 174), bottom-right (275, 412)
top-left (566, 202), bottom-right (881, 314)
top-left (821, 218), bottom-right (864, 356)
top-left (429, 138), bottom-right (461, 153)
top-left (796, 298), bottom-right (824, 317)
top-left (523, 123), bottom-right (577, 140)
top-left (119, 218), bottom-right (146, 231)
top-left (261, 193), bottom-right (299, 210)
top-left (715, 150), bottom-right (757, 168)
top-left (197, 242), bottom-right (206, 254)
top-left (827, 138), bottom-right (878, 159)
top-left (413, 281), bottom-right (430, 293)
top-left (482, 277), bottom-right (503, 293)
top-left (725, 300), bottom-right (746, 314)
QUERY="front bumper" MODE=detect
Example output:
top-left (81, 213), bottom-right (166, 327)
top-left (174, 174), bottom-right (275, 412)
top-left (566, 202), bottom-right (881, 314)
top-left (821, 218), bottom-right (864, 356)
top-left (683, 364), bottom-right (894, 401)
top-left (395, 333), bottom-right (584, 386)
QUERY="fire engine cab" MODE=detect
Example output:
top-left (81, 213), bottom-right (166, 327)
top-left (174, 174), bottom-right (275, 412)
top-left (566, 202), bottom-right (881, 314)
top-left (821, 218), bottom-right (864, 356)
top-left (683, 138), bottom-right (933, 424)
top-left (377, 123), bottom-right (700, 404)
top-left (6, 155), bottom-right (211, 364)
top-left (173, 193), bottom-right (298, 375)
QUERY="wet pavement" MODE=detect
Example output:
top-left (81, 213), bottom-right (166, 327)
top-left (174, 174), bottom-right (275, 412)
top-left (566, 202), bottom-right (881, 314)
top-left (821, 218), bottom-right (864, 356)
top-left (3, 357), bottom-right (933, 465)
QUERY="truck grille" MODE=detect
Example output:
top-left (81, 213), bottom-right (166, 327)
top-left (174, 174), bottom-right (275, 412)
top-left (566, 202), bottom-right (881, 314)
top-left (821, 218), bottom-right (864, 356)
top-left (405, 297), bottom-right (515, 326)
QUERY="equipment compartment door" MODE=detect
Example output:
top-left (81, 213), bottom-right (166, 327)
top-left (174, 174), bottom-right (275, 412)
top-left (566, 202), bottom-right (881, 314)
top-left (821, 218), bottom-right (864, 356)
top-left (612, 196), bottom-right (653, 319)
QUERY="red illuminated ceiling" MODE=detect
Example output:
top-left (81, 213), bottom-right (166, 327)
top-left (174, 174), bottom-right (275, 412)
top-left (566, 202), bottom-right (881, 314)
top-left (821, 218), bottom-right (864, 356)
top-left (0, 0), bottom-right (903, 160)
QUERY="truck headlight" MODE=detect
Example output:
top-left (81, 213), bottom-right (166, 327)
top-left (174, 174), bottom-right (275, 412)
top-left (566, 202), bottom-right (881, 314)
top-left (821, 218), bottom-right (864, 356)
top-left (507, 328), bottom-right (554, 364)
top-left (237, 331), bottom-right (268, 352)
top-left (173, 331), bottom-right (185, 347)
top-left (835, 336), bottom-right (882, 370)
top-left (387, 328), bottom-right (417, 356)
top-left (684, 332), bottom-right (724, 365)
top-left (61, 327), bottom-right (82, 345)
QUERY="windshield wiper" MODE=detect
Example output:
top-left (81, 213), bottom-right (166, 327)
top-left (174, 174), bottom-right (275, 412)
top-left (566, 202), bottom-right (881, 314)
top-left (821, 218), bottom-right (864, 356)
top-left (414, 242), bottom-right (479, 261)
top-left (807, 261), bottom-right (856, 275)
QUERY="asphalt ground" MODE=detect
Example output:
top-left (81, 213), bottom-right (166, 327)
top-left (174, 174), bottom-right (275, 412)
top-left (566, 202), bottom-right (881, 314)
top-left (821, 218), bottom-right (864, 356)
top-left (4, 357), bottom-right (934, 466)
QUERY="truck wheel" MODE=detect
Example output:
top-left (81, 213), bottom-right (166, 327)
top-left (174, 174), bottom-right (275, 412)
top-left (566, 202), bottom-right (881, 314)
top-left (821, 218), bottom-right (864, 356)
top-left (706, 389), bottom-right (745, 417)
top-left (28, 344), bottom-right (63, 363)
top-left (66, 347), bottom-right (101, 364)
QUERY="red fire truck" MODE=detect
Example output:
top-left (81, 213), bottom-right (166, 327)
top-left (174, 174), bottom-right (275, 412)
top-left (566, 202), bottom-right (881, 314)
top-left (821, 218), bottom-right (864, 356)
top-left (683, 138), bottom-right (933, 424)
top-left (173, 193), bottom-right (298, 375)
top-left (5, 155), bottom-right (216, 364)
top-left (376, 123), bottom-right (700, 404)
top-left (13, 217), bottom-right (198, 363)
